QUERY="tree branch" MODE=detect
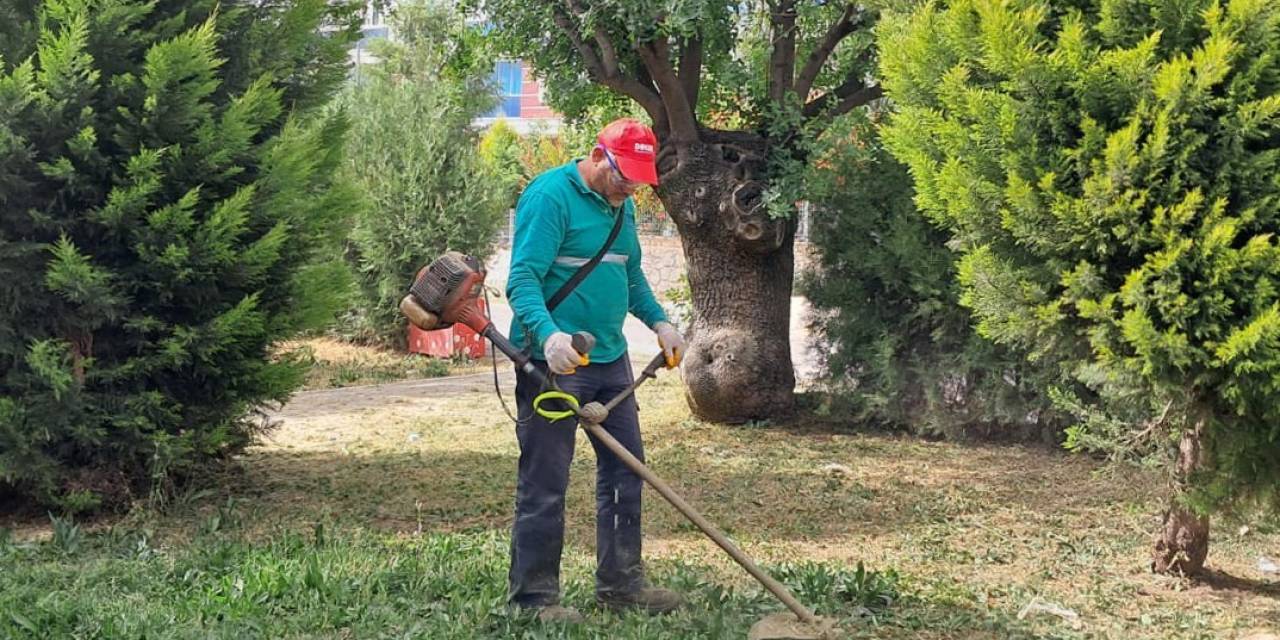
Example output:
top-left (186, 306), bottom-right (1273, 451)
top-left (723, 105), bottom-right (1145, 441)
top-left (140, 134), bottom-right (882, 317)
top-left (1123, 399), bottom-right (1176, 451)
top-left (801, 49), bottom-right (880, 120)
top-left (550, 5), bottom-right (666, 127)
top-left (632, 64), bottom-right (671, 139)
top-left (767, 0), bottom-right (797, 105)
top-left (793, 3), bottom-right (865, 101)
top-left (678, 35), bottom-right (702, 115)
top-left (803, 82), bottom-right (882, 120)
top-left (563, 0), bottom-right (620, 76)
top-left (637, 37), bottom-right (700, 145)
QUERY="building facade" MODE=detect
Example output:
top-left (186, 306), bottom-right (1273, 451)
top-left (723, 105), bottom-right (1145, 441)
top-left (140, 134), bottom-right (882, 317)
top-left (350, 1), bottom-right (562, 134)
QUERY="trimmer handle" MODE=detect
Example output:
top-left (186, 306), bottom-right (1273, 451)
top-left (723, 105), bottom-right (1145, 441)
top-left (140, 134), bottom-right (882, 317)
top-left (530, 331), bottom-right (595, 422)
top-left (484, 330), bottom-right (595, 381)
top-left (571, 332), bottom-right (595, 359)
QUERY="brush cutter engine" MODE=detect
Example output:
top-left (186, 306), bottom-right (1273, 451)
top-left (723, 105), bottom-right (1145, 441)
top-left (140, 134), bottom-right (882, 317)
top-left (399, 251), bottom-right (536, 373)
top-left (399, 251), bottom-right (488, 334)
top-left (399, 252), bottom-right (594, 419)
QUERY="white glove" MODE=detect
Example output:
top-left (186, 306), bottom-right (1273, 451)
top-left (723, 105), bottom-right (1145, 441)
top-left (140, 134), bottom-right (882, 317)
top-left (654, 322), bottom-right (685, 369)
top-left (543, 331), bottom-right (585, 375)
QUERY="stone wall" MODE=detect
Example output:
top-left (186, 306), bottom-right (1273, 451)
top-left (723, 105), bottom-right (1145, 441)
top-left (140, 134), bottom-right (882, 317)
top-left (637, 236), bottom-right (686, 298)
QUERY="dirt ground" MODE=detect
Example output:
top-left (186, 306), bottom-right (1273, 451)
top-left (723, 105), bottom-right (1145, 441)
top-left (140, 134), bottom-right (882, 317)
top-left (240, 368), bottom-right (1280, 639)
top-left (6, 360), bottom-right (1280, 638)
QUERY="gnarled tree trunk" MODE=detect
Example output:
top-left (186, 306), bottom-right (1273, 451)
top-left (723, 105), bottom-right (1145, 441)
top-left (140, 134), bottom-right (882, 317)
top-left (1152, 415), bottom-right (1210, 575)
top-left (656, 130), bottom-right (796, 423)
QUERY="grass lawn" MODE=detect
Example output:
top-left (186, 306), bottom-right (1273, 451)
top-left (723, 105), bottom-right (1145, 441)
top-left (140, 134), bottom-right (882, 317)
top-left (3, 364), bottom-right (1279, 638)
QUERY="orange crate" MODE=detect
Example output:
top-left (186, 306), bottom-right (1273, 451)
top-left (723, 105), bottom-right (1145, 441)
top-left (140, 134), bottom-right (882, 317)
top-left (406, 298), bottom-right (488, 359)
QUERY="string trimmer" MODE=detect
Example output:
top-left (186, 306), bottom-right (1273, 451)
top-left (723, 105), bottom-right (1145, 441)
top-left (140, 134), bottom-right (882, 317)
top-left (400, 252), bottom-right (840, 640)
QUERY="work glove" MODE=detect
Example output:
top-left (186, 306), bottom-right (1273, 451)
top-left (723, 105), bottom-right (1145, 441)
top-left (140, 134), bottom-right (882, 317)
top-left (544, 331), bottom-right (586, 375)
top-left (654, 322), bottom-right (685, 369)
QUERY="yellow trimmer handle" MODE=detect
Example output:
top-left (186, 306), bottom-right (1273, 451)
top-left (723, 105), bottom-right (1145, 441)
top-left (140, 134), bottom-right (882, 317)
top-left (570, 332), bottom-right (594, 365)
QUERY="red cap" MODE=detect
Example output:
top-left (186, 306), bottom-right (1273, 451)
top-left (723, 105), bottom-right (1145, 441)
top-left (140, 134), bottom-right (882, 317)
top-left (597, 118), bottom-right (659, 186)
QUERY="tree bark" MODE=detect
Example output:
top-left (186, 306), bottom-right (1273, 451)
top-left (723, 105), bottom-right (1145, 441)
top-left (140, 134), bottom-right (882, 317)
top-left (67, 330), bottom-right (91, 385)
top-left (1151, 415), bottom-right (1210, 575)
top-left (656, 130), bottom-right (796, 423)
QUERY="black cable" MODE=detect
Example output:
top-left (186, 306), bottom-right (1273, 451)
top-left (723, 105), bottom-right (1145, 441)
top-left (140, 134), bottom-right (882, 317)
top-left (484, 285), bottom-right (521, 424)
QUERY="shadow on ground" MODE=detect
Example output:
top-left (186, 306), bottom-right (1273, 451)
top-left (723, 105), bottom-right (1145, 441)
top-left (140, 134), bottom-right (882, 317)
top-left (125, 421), bottom-right (1158, 553)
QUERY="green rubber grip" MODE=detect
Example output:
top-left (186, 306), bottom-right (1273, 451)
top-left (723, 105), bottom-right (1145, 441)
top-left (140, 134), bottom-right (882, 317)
top-left (533, 390), bottom-right (580, 422)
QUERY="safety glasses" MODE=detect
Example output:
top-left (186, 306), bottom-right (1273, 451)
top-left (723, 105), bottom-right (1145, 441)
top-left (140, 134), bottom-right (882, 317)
top-left (596, 144), bottom-right (643, 188)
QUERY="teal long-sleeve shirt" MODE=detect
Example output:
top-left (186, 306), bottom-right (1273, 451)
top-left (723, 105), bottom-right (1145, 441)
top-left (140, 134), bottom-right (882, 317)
top-left (506, 160), bottom-right (668, 364)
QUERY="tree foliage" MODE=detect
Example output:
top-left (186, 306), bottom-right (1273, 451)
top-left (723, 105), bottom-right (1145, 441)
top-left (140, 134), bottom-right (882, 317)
top-left (0, 0), bottom-right (360, 509)
top-left (881, 0), bottom-right (1280, 514)
top-left (337, 0), bottom-right (509, 347)
top-left (805, 110), bottom-right (1062, 440)
top-left (467, 0), bottom-right (885, 216)
top-left (477, 119), bottom-right (526, 203)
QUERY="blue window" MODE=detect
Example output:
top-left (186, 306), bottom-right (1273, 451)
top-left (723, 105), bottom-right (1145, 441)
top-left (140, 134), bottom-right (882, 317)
top-left (489, 61), bottom-right (522, 118)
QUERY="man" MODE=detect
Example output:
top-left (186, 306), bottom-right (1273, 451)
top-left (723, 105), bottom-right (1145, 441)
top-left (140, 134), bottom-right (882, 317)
top-left (505, 118), bottom-right (686, 623)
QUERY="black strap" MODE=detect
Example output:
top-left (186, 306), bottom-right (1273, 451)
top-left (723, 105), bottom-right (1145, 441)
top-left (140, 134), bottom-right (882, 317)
top-left (544, 207), bottom-right (625, 312)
